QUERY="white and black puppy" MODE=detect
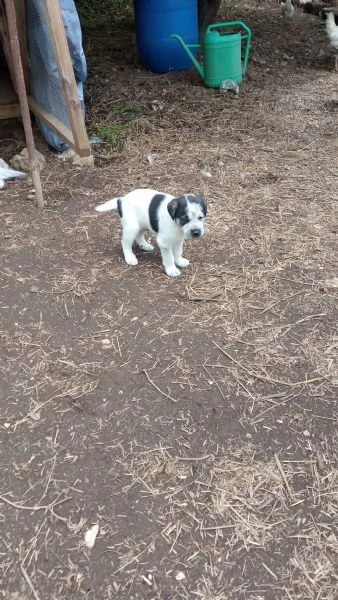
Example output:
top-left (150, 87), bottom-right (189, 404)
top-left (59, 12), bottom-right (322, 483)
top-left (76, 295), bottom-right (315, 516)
top-left (95, 188), bottom-right (207, 277)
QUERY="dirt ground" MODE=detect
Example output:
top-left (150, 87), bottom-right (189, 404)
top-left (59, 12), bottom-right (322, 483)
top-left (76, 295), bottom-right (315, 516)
top-left (1, 1), bottom-right (338, 598)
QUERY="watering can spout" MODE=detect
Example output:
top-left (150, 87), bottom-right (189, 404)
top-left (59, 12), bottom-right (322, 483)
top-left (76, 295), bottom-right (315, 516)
top-left (170, 35), bottom-right (203, 79)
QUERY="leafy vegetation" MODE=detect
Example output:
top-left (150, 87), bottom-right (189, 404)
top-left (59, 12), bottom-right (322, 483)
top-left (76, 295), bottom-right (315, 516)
top-left (93, 100), bottom-right (142, 149)
top-left (75, 0), bottom-right (133, 27)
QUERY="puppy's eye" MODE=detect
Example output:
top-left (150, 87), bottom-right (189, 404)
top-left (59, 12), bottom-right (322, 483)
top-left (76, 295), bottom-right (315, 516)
top-left (198, 216), bottom-right (203, 220)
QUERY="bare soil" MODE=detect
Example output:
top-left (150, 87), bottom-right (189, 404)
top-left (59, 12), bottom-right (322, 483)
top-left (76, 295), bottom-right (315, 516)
top-left (1, 2), bottom-right (338, 599)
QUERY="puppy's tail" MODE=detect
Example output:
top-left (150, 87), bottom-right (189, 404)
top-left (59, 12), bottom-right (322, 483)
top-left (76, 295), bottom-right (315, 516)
top-left (94, 197), bottom-right (120, 213)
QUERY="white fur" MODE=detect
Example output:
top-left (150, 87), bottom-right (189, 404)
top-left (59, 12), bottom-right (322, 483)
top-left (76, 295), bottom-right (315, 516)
top-left (95, 188), bottom-right (206, 277)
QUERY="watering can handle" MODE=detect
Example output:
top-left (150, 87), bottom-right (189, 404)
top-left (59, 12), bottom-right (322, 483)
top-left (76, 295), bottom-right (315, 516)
top-left (207, 21), bottom-right (251, 36)
top-left (206, 21), bottom-right (252, 75)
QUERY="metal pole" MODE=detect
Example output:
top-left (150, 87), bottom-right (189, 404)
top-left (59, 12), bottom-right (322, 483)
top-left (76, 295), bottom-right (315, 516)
top-left (4, 0), bottom-right (44, 208)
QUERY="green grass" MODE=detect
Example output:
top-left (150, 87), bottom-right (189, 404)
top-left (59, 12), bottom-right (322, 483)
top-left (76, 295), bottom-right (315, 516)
top-left (76, 0), bottom-right (133, 27)
top-left (114, 100), bottom-right (142, 117)
top-left (93, 100), bottom-right (142, 149)
top-left (95, 122), bottom-right (133, 148)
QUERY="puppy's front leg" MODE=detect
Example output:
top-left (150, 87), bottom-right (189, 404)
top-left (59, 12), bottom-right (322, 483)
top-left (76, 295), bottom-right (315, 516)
top-left (157, 241), bottom-right (180, 277)
top-left (173, 239), bottom-right (189, 268)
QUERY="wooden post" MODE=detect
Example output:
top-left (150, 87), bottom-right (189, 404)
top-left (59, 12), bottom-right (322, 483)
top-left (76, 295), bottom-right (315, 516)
top-left (14, 0), bottom-right (29, 90)
top-left (42, 0), bottom-right (91, 157)
top-left (4, 0), bottom-right (44, 208)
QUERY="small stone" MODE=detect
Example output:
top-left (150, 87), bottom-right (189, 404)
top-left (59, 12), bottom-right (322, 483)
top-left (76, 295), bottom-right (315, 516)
top-left (57, 148), bottom-right (75, 161)
top-left (201, 166), bottom-right (212, 178)
top-left (245, 433), bottom-right (252, 439)
top-left (175, 571), bottom-right (186, 581)
top-left (57, 148), bottom-right (94, 167)
top-left (150, 99), bottom-right (164, 111)
top-left (29, 285), bottom-right (39, 293)
top-left (84, 523), bottom-right (99, 549)
top-left (72, 153), bottom-right (94, 167)
top-left (303, 429), bottom-right (310, 437)
top-left (10, 148), bottom-right (46, 172)
top-left (147, 154), bottom-right (157, 165)
top-left (324, 277), bottom-right (338, 289)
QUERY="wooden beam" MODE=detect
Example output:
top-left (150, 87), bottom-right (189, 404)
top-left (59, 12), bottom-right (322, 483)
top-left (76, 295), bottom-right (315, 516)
top-left (0, 102), bottom-right (21, 119)
top-left (28, 96), bottom-right (76, 147)
top-left (42, 0), bottom-right (91, 157)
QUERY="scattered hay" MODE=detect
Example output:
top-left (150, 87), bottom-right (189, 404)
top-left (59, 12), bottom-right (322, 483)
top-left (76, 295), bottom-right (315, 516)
top-left (1, 1), bottom-right (338, 598)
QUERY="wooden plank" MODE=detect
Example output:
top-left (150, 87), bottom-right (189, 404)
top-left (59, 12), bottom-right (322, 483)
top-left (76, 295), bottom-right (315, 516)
top-left (0, 102), bottom-right (21, 119)
top-left (42, 0), bottom-right (91, 157)
top-left (28, 96), bottom-right (75, 148)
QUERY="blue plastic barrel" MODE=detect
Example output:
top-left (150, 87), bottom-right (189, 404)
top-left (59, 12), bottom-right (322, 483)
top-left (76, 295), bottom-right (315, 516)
top-left (133, 0), bottom-right (198, 73)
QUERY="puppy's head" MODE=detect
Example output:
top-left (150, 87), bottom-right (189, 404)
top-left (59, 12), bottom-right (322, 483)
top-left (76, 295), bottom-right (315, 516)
top-left (167, 194), bottom-right (207, 239)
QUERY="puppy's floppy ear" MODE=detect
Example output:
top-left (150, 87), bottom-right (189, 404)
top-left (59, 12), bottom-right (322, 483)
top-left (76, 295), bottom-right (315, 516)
top-left (167, 198), bottom-right (179, 221)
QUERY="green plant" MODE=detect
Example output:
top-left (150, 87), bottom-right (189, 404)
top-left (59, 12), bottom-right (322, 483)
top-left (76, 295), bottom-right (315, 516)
top-left (93, 101), bottom-right (143, 149)
top-left (95, 121), bottom-right (134, 148)
top-left (76, 0), bottom-right (133, 27)
top-left (114, 100), bottom-right (142, 117)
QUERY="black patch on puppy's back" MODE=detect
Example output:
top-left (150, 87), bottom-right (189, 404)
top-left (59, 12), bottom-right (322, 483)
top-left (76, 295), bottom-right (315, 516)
top-left (117, 198), bottom-right (123, 218)
top-left (149, 193), bottom-right (166, 232)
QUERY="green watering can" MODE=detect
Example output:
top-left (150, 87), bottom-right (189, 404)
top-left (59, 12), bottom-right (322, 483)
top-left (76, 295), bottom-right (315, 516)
top-left (171, 21), bottom-right (251, 88)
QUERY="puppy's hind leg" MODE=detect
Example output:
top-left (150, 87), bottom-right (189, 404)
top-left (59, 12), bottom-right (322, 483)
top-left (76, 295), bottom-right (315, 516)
top-left (121, 224), bottom-right (140, 266)
top-left (136, 232), bottom-right (154, 252)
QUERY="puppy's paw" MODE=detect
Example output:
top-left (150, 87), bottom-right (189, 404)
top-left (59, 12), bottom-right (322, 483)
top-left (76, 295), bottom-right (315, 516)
top-left (139, 241), bottom-right (154, 252)
top-left (125, 255), bottom-right (138, 266)
top-left (165, 265), bottom-right (181, 277)
top-left (175, 257), bottom-right (189, 268)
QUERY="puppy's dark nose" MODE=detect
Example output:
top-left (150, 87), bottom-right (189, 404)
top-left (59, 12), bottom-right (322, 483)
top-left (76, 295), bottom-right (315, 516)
top-left (191, 230), bottom-right (201, 238)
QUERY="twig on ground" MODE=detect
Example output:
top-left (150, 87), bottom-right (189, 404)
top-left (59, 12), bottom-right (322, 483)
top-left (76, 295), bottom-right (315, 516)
top-left (213, 341), bottom-right (325, 387)
top-left (142, 369), bottom-right (178, 403)
top-left (275, 455), bottom-right (294, 501)
top-left (20, 564), bottom-right (41, 600)
top-left (0, 494), bottom-right (71, 512)
top-left (203, 364), bottom-right (226, 400)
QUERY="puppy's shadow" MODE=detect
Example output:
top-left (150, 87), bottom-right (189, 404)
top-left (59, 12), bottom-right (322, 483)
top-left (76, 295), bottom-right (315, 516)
top-left (134, 238), bottom-right (161, 266)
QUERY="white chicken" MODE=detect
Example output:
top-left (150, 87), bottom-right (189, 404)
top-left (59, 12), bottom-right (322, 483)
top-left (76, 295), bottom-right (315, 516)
top-left (321, 9), bottom-right (338, 71)
top-left (0, 159), bottom-right (26, 189)
top-left (281, 0), bottom-right (295, 17)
